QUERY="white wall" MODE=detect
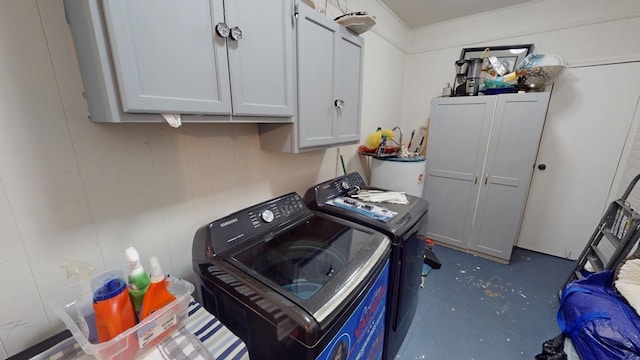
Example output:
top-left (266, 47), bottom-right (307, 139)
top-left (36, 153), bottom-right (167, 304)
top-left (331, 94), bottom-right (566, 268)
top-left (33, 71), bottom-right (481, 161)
top-left (0, 0), bottom-right (409, 356)
top-left (401, 0), bottom-right (640, 258)
top-left (401, 0), bottom-right (640, 134)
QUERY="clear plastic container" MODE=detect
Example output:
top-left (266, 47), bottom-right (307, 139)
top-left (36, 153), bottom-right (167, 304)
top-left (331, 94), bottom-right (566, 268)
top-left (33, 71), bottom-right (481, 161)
top-left (52, 276), bottom-right (194, 360)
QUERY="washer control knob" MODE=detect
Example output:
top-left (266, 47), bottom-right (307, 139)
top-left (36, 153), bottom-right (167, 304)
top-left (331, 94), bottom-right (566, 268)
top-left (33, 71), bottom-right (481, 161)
top-left (341, 181), bottom-right (350, 190)
top-left (261, 209), bottom-right (274, 223)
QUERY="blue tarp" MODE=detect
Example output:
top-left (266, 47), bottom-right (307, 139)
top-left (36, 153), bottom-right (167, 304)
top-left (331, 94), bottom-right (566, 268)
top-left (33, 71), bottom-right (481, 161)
top-left (558, 271), bottom-right (640, 360)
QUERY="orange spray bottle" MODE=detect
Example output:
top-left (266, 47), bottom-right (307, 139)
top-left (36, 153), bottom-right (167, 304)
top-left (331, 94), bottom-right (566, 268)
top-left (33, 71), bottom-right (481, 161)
top-left (139, 256), bottom-right (176, 320)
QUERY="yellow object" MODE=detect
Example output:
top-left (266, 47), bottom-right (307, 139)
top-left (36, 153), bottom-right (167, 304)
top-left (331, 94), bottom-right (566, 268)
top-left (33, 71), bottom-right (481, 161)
top-left (365, 129), bottom-right (395, 149)
top-left (421, 120), bottom-right (429, 157)
top-left (502, 71), bottom-right (517, 82)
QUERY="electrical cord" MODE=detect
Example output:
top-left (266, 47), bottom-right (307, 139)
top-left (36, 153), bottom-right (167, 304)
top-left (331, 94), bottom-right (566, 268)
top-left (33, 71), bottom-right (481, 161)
top-left (336, 0), bottom-right (348, 14)
top-left (324, 0), bottom-right (348, 15)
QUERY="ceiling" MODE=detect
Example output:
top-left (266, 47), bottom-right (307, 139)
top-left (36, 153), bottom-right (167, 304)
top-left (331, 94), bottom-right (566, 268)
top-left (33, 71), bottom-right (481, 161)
top-left (379, 0), bottom-right (535, 29)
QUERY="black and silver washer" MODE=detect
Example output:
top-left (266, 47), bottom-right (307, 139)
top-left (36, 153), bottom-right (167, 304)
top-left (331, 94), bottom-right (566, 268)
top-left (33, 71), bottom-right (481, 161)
top-left (192, 193), bottom-right (391, 360)
top-left (305, 172), bottom-right (429, 360)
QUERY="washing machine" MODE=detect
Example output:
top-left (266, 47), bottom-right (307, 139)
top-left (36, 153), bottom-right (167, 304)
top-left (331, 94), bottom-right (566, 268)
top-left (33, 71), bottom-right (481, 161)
top-left (192, 192), bottom-right (390, 360)
top-left (304, 172), bottom-right (429, 360)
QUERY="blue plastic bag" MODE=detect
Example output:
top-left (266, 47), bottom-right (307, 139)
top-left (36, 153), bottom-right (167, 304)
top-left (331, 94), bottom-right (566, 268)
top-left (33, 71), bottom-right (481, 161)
top-left (558, 270), bottom-right (640, 360)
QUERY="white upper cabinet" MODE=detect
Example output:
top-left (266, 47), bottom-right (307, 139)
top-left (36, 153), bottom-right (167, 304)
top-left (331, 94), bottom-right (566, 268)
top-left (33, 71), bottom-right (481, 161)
top-left (64, 0), bottom-right (295, 122)
top-left (259, 3), bottom-right (364, 152)
top-left (102, 0), bottom-right (231, 115)
top-left (297, 4), bottom-right (363, 148)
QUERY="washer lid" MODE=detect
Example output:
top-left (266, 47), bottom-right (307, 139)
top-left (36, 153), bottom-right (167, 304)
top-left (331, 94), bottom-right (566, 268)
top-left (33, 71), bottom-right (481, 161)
top-left (229, 213), bottom-right (389, 323)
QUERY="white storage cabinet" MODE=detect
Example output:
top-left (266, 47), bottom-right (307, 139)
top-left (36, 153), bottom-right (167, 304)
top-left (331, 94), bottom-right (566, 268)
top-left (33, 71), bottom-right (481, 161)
top-left (424, 93), bottom-right (550, 262)
top-left (259, 2), bottom-right (364, 152)
top-left (64, 0), bottom-right (295, 123)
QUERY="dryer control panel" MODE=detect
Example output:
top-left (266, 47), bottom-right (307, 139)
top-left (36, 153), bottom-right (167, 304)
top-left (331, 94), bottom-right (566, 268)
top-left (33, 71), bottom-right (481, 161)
top-left (306, 172), bottom-right (367, 204)
top-left (204, 193), bottom-right (309, 255)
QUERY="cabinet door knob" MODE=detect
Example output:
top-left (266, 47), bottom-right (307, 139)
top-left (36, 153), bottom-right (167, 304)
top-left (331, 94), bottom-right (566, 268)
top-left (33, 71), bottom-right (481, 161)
top-left (230, 26), bottom-right (243, 41)
top-left (538, 164), bottom-right (547, 170)
top-left (334, 99), bottom-right (345, 108)
top-left (215, 23), bottom-right (230, 38)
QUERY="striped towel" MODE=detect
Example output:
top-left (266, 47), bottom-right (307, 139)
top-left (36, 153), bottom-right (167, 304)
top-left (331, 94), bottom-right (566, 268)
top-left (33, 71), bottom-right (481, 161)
top-left (142, 328), bottom-right (212, 360)
top-left (185, 300), bottom-right (249, 360)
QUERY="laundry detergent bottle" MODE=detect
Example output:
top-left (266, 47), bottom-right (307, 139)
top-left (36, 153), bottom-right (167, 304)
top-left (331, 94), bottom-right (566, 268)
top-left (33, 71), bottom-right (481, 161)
top-left (125, 246), bottom-right (150, 319)
top-left (92, 270), bottom-right (136, 342)
top-left (139, 256), bottom-right (176, 320)
top-left (61, 261), bottom-right (98, 343)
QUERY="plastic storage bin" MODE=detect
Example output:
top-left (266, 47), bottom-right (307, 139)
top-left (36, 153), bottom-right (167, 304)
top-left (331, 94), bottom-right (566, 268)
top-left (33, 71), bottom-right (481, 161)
top-left (52, 276), bottom-right (194, 360)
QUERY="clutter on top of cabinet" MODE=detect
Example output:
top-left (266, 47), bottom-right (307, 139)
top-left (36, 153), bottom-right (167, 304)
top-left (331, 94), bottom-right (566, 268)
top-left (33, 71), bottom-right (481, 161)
top-left (515, 53), bottom-right (568, 92)
top-left (449, 44), bottom-right (568, 96)
top-left (450, 44), bottom-right (536, 96)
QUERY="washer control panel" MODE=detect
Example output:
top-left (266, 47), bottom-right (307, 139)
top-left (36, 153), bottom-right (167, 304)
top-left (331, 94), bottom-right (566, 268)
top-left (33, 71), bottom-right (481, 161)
top-left (247, 194), bottom-right (306, 228)
top-left (207, 193), bottom-right (309, 255)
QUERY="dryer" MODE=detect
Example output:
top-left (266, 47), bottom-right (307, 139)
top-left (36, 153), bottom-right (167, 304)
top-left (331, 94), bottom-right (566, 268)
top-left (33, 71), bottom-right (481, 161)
top-left (305, 172), bottom-right (429, 360)
top-left (192, 192), bottom-right (390, 360)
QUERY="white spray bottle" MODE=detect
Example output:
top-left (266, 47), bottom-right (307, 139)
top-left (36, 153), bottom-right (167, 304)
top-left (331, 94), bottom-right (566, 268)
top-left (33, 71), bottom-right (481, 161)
top-left (61, 261), bottom-right (98, 343)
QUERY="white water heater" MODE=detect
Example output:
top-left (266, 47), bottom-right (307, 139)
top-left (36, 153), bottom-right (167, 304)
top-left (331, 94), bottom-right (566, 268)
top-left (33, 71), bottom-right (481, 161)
top-left (370, 157), bottom-right (426, 197)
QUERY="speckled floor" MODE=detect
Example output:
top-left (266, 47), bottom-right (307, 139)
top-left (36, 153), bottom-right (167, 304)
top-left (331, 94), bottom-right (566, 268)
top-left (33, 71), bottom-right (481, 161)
top-left (395, 245), bottom-right (575, 360)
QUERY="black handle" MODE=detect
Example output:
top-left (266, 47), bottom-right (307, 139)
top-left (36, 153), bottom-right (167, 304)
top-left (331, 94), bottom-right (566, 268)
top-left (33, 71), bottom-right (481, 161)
top-left (538, 164), bottom-right (547, 170)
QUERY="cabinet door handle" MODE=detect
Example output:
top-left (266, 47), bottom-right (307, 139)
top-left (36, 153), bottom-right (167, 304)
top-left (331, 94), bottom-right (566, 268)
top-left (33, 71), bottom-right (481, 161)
top-left (215, 23), bottom-right (230, 38)
top-left (293, 0), bottom-right (299, 21)
top-left (474, 174), bottom-right (478, 184)
top-left (484, 174), bottom-right (488, 185)
top-left (334, 99), bottom-right (345, 108)
top-left (230, 26), bottom-right (243, 41)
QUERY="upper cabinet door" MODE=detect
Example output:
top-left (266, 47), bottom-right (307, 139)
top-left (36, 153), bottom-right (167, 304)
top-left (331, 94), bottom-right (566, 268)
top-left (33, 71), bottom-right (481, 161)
top-left (334, 27), bottom-right (363, 144)
top-left (224, 0), bottom-right (295, 117)
top-left (297, 6), bottom-right (338, 148)
top-left (297, 4), bottom-right (364, 149)
top-left (102, 0), bottom-right (232, 115)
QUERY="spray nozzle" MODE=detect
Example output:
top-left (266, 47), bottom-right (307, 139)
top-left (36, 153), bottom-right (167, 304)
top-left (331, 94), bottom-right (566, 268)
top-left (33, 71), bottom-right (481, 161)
top-left (149, 256), bottom-right (165, 283)
top-left (125, 246), bottom-right (142, 270)
top-left (61, 261), bottom-right (94, 282)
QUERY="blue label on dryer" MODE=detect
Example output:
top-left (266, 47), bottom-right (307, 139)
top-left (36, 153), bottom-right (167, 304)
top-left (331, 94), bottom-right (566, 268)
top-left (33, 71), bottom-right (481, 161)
top-left (316, 260), bottom-right (389, 360)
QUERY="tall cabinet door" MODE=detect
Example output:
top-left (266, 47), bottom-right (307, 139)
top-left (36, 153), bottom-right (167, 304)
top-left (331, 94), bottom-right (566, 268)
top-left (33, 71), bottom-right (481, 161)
top-left (102, 0), bottom-right (232, 114)
top-left (425, 97), bottom-right (496, 248)
top-left (468, 93), bottom-right (551, 260)
top-left (224, 0), bottom-right (295, 117)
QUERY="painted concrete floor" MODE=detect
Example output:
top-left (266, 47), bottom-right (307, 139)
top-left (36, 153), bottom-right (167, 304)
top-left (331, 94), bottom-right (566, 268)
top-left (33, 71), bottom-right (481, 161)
top-left (395, 245), bottom-right (576, 360)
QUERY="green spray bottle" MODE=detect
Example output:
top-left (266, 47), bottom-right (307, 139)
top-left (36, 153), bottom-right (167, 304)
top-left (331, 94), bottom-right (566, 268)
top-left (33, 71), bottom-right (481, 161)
top-left (61, 261), bottom-right (98, 343)
top-left (125, 246), bottom-right (150, 320)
